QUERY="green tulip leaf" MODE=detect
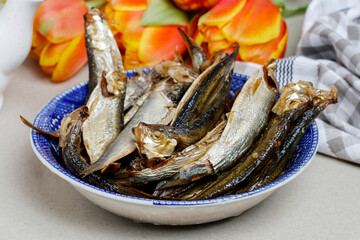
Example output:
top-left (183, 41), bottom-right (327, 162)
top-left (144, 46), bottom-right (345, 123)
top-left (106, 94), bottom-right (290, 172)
top-left (271, 0), bottom-right (285, 8)
top-left (39, 21), bottom-right (53, 35)
top-left (282, 5), bottom-right (308, 18)
top-left (271, 0), bottom-right (308, 18)
top-left (85, 0), bottom-right (107, 9)
top-left (139, 0), bottom-right (189, 26)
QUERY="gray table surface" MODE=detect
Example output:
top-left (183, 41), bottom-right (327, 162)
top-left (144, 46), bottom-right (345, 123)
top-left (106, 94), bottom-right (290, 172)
top-left (1, 1), bottom-right (360, 239)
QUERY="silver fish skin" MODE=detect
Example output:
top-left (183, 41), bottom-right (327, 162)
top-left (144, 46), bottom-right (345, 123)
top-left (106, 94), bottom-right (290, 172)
top-left (161, 60), bottom-right (279, 189)
top-left (169, 56), bottom-right (222, 126)
top-left (124, 90), bottom-right (153, 126)
top-left (82, 72), bottom-right (127, 164)
top-left (81, 79), bottom-right (183, 177)
top-left (82, 9), bottom-right (127, 164)
top-left (131, 49), bottom-right (236, 160)
top-left (128, 119), bottom-right (226, 183)
top-left (84, 8), bottom-right (124, 102)
top-left (124, 68), bottom-right (160, 111)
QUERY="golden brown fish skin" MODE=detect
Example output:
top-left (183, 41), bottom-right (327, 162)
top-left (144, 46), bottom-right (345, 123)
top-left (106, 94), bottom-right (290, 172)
top-left (177, 27), bottom-right (207, 73)
top-left (145, 102), bottom-right (224, 149)
top-left (132, 49), bottom-right (236, 159)
top-left (241, 106), bottom-right (319, 193)
top-left (239, 84), bottom-right (338, 193)
top-left (170, 175), bottom-right (220, 199)
top-left (126, 119), bottom-right (226, 184)
top-left (158, 59), bottom-right (279, 190)
top-left (172, 47), bottom-right (237, 127)
top-left (59, 107), bottom-right (150, 198)
top-left (133, 87), bottom-right (227, 159)
top-left (132, 122), bottom-right (178, 159)
top-left (169, 52), bottom-right (226, 126)
top-left (191, 81), bottom-right (317, 200)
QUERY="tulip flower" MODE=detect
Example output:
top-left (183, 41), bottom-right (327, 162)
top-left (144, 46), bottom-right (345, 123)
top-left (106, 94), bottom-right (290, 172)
top-left (197, 0), bottom-right (288, 65)
top-left (171, 0), bottom-right (219, 11)
top-left (30, 0), bottom-right (89, 82)
top-left (104, 0), bottom-right (188, 70)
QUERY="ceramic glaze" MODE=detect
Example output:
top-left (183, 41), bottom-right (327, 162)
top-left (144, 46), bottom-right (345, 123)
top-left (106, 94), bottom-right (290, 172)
top-left (0, 0), bottom-right (43, 109)
top-left (30, 71), bottom-right (318, 225)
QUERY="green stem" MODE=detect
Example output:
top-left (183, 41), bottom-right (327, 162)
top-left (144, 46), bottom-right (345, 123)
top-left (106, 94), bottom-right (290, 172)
top-left (271, 0), bottom-right (308, 18)
top-left (282, 5), bottom-right (308, 18)
top-left (85, 0), bottom-right (107, 9)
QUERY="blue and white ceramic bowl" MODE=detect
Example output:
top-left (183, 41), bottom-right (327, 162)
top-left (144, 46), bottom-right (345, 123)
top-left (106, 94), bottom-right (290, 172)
top-left (30, 70), bottom-right (318, 225)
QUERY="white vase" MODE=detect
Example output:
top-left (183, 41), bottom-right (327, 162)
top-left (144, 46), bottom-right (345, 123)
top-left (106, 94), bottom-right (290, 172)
top-left (0, 0), bottom-right (44, 110)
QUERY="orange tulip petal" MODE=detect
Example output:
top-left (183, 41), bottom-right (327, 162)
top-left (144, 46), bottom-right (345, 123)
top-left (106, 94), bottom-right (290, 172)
top-left (39, 40), bottom-right (71, 67)
top-left (173, 0), bottom-right (219, 11)
top-left (31, 32), bottom-right (48, 60)
top-left (29, 50), bottom-right (40, 62)
top-left (124, 47), bottom-right (160, 70)
top-left (188, 11), bottom-right (203, 37)
top-left (208, 39), bottom-right (232, 55)
top-left (199, 0), bottom-right (245, 28)
top-left (41, 65), bottom-right (56, 75)
top-left (202, 26), bottom-right (224, 42)
top-left (34, 0), bottom-right (87, 43)
top-left (124, 47), bottom-right (142, 70)
top-left (51, 34), bottom-right (87, 82)
top-left (108, 10), bottom-right (145, 38)
top-left (239, 19), bottom-right (287, 64)
top-left (270, 20), bottom-right (288, 59)
top-left (192, 29), bottom-right (204, 46)
top-left (138, 26), bottom-right (187, 64)
top-left (122, 15), bottom-right (146, 50)
top-left (111, 0), bottom-right (147, 11)
top-left (32, 32), bottom-right (47, 48)
top-left (222, 0), bottom-right (281, 44)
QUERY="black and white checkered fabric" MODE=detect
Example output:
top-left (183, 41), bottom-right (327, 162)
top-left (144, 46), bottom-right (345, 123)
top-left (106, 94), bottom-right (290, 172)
top-left (275, 1), bottom-right (360, 164)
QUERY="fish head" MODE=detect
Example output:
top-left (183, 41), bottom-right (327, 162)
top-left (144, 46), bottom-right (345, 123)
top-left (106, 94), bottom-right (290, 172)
top-left (273, 81), bottom-right (313, 118)
top-left (132, 123), bottom-right (178, 160)
top-left (155, 61), bottom-right (198, 84)
top-left (84, 8), bottom-right (111, 51)
top-left (100, 71), bottom-right (127, 97)
top-left (59, 107), bottom-right (89, 148)
top-left (311, 85), bottom-right (338, 110)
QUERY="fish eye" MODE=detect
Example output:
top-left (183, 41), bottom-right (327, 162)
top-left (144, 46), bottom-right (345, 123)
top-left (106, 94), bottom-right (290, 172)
top-left (289, 100), bottom-right (300, 110)
top-left (151, 130), bottom-right (164, 141)
top-left (312, 97), bottom-right (321, 105)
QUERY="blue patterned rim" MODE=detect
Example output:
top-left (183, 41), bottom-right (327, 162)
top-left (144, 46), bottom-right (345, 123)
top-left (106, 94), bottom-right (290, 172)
top-left (31, 71), bottom-right (318, 206)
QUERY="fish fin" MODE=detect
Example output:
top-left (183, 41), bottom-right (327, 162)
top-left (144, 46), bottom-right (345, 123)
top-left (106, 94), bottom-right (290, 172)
top-left (20, 115), bottom-right (59, 138)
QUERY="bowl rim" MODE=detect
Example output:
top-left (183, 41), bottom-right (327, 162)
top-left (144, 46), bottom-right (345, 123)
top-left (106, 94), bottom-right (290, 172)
top-left (30, 73), bottom-right (319, 207)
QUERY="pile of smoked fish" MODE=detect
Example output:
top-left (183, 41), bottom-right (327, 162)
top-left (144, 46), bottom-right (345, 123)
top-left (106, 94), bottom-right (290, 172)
top-left (22, 9), bottom-right (338, 200)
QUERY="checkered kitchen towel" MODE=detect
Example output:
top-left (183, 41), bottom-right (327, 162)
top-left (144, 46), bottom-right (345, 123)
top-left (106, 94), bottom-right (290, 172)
top-left (277, 0), bottom-right (360, 164)
top-left (236, 0), bottom-right (360, 164)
